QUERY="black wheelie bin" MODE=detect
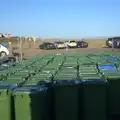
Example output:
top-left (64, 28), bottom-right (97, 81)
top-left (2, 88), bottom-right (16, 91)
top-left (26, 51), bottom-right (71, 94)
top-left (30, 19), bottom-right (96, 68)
top-left (81, 74), bottom-right (108, 120)
top-left (53, 72), bottom-right (82, 120)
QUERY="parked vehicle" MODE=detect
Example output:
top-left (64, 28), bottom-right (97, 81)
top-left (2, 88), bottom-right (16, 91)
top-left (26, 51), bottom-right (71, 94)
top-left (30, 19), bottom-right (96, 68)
top-left (0, 42), bottom-right (9, 57)
top-left (106, 37), bottom-right (120, 48)
top-left (77, 41), bottom-right (88, 48)
top-left (39, 42), bottom-right (56, 50)
top-left (54, 41), bottom-right (66, 49)
top-left (64, 40), bottom-right (77, 48)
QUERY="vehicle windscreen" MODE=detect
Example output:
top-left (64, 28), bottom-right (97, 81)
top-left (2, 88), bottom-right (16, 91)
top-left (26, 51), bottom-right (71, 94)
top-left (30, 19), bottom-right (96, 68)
top-left (55, 42), bottom-right (64, 44)
top-left (47, 43), bottom-right (53, 45)
top-left (44, 43), bottom-right (52, 44)
top-left (70, 41), bottom-right (76, 43)
top-left (108, 38), bottom-right (112, 41)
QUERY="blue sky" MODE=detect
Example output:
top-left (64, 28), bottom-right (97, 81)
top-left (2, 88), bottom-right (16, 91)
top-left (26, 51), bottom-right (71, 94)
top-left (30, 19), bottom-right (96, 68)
top-left (0, 0), bottom-right (120, 38)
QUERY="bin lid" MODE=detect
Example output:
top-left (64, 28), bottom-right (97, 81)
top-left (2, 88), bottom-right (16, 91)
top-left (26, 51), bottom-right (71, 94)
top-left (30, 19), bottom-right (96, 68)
top-left (81, 78), bottom-right (107, 84)
top-left (54, 74), bottom-right (78, 81)
top-left (103, 72), bottom-right (120, 79)
top-left (104, 56), bottom-right (118, 61)
top-left (98, 63), bottom-right (117, 70)
top-left (13, 86), bottom-right (48, 95)
top-left (80, 74), bottom-right (103, 79)
top-left (0, 84), bottom-right (17, 91)
top-left (54, 80), bottom-right (80, 85)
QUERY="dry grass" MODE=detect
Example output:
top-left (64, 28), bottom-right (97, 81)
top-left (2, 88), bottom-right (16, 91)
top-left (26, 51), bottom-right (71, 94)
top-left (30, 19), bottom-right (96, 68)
top-left (85, 39), bottom-right (106, 48)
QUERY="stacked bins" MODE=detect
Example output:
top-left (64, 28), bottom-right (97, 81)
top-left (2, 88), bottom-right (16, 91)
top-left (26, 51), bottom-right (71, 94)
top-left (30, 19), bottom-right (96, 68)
top-left (98, 63), bottom-right (120, 119)
top-left (53, 57), bottom-right (81, 120)
top-left (78, 60), bottom-right (107, 120)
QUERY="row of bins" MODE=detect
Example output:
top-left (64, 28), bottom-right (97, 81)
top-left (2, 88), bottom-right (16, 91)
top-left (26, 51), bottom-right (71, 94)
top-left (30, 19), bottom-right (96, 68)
top-left (0, 55), bottom-right (56, 120)
top-left (0, 55), bottom-right (54, 82)
top-left (1, 60), bottom-right (120, 120)
top-left (0, 55), bottom-right (63, 120)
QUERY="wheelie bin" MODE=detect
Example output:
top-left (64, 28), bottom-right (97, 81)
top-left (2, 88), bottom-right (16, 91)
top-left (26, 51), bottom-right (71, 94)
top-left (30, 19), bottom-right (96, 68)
top-left (0, 85), bottom-right (15, 120)
top-left (13, 85), bottom-right (53, 120)
top-left (53, 73), bottom-right (81, 120)
top-left (81, 74), bottom-right (107, 120)
top-left (104, 72), bottom-right (120, 119)
top-left (0, 79), bottom-right (21, 120)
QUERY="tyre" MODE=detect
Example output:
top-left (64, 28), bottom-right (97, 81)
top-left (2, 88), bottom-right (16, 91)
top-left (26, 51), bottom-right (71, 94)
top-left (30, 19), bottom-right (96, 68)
top-left (0, 51), bottom-right (7, 57)
top-left (83, 43), bottom-right (88, 48)
top-left (77, 44), bottom-right (81, 48)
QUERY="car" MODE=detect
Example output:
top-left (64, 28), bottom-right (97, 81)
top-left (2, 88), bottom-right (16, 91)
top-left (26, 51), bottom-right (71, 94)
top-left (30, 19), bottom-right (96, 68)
top-left (39, 42), bottom-right (56, 50)
top-left (64, 40), bottom-right (77, 48)
top-left (0, 42), bottom-right (10, 57)
top-left (106, 37), bottom-right (120, 48)
top-left (106, 38), bottom-right (113, 47)
top-left (54, 41), bottom-right (66, 49)
top-left (77, 41), bottom-right (88, 48)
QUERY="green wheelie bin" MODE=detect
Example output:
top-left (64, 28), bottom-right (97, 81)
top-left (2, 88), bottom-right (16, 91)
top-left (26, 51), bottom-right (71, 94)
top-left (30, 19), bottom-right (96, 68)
top-left (0, 84), bottom-right (17, 120)
top-left (13, 85), bottom-right (53, 120)
top-left (81, 74), bottom-right (108, 120)
top-left (53, 73), bottom-right (82, 120)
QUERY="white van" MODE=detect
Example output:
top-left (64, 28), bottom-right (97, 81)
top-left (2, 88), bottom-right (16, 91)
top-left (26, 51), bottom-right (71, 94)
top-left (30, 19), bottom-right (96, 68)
top-left (0, 42), bottom-right (9, 57)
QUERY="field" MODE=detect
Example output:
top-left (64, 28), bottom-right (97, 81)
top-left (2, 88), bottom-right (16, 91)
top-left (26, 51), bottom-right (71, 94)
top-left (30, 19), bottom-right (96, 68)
top-left (0, 37), bottom-right (115, 59)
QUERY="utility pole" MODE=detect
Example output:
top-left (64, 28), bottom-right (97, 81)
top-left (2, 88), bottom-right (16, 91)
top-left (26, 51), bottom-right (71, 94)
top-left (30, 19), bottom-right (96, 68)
top-left (66, 45), bottom-right (68, 52)
top-left (20, 37), bottom-right (23, 61)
